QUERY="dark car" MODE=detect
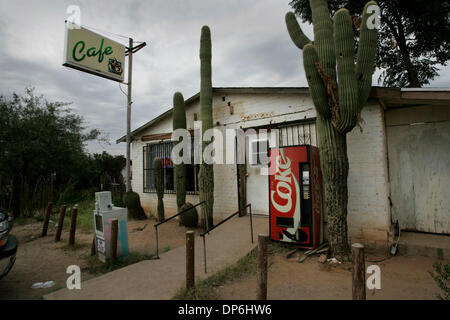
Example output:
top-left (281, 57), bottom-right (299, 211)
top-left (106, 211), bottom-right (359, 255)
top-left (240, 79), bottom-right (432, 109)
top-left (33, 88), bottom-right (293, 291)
top-left (0, 208), bottom-right (17, 280)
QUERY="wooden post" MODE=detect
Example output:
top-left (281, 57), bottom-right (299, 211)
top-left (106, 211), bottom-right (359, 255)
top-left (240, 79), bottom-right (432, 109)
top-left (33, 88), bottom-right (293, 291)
top-left (41, 202), bottom-right (53, 237)
top-left (68, 206), bottom-right (78, 246)
top-left (110, 218), bottom-right (119, 264)
top-left (91, 235), bottom-right (96, 256)
top-left (257, 234), bottom-right (268, 300)
top-left (352, 243), bottom-right (366, 300)
top-left (186, 230), bottom-right (195, 290)
top-left (54, 205), bottom-right (66, 242)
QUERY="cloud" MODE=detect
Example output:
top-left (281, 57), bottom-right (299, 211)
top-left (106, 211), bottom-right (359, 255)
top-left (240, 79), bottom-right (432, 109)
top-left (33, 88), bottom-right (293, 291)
top-left (1, 0), bottom-right (448, 156)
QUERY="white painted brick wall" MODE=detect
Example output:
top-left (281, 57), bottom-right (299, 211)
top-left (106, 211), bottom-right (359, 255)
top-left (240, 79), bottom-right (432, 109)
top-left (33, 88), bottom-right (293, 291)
top-left (213, 164), bottom-right (238, 217)
top-left (128, 91), bottom-right (391, 245)
top-left (347, 102), bottom-right (391, 245)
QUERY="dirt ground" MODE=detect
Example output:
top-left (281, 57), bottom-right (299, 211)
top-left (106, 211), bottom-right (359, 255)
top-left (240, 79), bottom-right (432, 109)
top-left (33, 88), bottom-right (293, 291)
top-left (0, 216), bottom-right (202, 300)
top-left (215, 250), bottom-right (446, 300)
top-left (1, 215), bottom-right (446, 300)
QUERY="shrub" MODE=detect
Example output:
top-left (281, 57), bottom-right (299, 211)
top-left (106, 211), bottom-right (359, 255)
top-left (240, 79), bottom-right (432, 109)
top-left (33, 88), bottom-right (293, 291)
top-left (124, 191), bottom-right (146, 220)
top-left (179, 202), bottom-right (198, 228)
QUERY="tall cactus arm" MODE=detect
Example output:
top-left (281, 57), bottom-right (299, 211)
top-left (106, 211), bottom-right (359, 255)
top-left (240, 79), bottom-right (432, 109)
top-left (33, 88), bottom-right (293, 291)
top-left (303, 44), bottom-right (331, 118)
top-left (173, 91), bottom-right (187, 210)
top-left (356, 1), bottom-right (378, 112)
top-left (310, 0), bottom-right (336, 81)
top-left (154, 157), bottom-right (164, 199)
top-left (198, 25), bottom-right (214, 228)
top-left (285, 12), bottom-right (311, 50)
top-left (200, 25), bottom-right (213, 153)
top-left (173, 92), bottom-right (187, 132)
top-left (334, 8), bottom-right (358, 133)
top-left (154, 157), bottom-right (165, 221)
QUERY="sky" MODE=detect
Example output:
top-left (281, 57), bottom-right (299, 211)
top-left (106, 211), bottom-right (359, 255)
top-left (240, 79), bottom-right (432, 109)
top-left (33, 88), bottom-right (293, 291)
top-left (1, 0), bottom-right (449, 156)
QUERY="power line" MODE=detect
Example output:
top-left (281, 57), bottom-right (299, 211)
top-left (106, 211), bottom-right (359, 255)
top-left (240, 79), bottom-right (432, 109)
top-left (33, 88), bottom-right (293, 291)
top-left (118, 82), bottom-right (128, 97)
top-left (78, 23), bottom-right (146, 46)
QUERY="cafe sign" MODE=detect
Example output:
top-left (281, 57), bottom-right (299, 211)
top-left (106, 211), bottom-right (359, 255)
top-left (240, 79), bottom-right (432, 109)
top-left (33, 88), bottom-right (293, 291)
top-left (63, 24), bottom-right (125, 82)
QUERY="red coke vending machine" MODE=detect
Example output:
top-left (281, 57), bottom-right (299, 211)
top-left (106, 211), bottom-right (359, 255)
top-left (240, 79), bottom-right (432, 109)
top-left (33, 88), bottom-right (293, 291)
top-left (268, 145), bottom-right (323, 249)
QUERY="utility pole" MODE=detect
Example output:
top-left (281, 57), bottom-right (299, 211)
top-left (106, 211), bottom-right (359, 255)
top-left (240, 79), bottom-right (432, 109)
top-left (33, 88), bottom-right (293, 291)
top-left (126, 38), bottom-right (133, 193)
top-left (125, 39), bottom-right (146, 192)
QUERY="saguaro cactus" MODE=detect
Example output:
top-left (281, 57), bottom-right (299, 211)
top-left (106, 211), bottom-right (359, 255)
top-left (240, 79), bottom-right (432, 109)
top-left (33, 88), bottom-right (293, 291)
top-left (154, 157), bottom-right (165, 222)
top-left (285, 0), bottom-right (378, 259)
top-left (198, 25), bottom-right (214, 229)
top-left (173, 92), bottom-right (187, 211)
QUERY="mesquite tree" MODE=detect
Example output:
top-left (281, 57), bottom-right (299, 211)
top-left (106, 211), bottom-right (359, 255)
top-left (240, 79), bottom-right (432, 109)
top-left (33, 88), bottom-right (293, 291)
top-left (173, 92), bottom-right (187, 211)
top-left (285, 0), bottom-right (378, 259)
top-left (198, 25), bottom-right (214, 229)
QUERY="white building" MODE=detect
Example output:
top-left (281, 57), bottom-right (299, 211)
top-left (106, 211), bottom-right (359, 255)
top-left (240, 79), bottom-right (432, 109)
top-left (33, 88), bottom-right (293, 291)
top-left (117, 87), bottom-right (450, 248)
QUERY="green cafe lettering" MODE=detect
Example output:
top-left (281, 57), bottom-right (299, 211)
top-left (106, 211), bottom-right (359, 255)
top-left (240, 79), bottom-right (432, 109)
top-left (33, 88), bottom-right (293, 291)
top-left (72, 38), bottom-right (113, 63)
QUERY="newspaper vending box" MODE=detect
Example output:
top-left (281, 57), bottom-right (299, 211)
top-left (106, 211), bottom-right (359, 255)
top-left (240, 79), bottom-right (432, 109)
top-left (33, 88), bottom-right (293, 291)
top-left (93, 191), bottom-right (129, 262)
top-left (269, 145), bottom-right (324, 249)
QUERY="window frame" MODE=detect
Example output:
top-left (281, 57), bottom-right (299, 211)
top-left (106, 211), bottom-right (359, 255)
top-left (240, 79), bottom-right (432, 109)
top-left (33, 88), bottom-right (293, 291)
top-left (143, 141), bottom-right (199, 195)
top-left (249, 138), bottom-right (269, 167)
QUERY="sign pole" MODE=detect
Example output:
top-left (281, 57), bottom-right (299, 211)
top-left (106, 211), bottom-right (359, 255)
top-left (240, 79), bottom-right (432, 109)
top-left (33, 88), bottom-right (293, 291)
top-left (126, 37), bottom-right (133, 192)
top-left (63, 24), bottom-right (145, 193)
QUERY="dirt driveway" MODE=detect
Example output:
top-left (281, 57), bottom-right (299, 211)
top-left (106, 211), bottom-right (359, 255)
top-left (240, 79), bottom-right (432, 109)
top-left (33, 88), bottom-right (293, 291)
top-left (0, 217), bottom-right (202, 300)
top-left (216, 250), bottom-right (445, 300)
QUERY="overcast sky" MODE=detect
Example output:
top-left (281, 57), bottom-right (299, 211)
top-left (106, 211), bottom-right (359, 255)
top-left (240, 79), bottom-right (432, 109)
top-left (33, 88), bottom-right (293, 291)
top-left (1, 0), bottom-right (449, 156)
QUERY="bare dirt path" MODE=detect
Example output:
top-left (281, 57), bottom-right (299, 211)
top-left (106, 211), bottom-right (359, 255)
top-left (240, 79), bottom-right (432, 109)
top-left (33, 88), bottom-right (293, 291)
top-left (0, 217), bottom-right (201, 300)
top-left (215, 250), bottom-right (445, 300)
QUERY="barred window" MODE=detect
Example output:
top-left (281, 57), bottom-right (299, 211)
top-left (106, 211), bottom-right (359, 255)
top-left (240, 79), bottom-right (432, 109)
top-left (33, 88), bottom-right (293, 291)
top-left (143, 141), bottom-right (199, 194)
top-left (278, 121), bottom-right (317, 147)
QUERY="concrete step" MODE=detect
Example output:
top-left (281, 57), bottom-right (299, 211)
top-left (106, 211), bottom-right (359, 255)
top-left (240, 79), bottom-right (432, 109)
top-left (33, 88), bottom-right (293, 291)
top-left (398, 231), bottom-right (450, 260)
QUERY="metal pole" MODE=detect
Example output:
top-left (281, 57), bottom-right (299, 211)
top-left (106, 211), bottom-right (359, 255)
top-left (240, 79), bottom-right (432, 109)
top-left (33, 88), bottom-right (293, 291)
top-left (203, 201), bottom-right (209, 233)
top-left (249, 204), bottom-right (254, 244)
top-left (202, 235), bottom-right (207, 274)
top-left (126, 38), bottom-right (133, 192)
top-left (155, 226), bottom-right (159, 259)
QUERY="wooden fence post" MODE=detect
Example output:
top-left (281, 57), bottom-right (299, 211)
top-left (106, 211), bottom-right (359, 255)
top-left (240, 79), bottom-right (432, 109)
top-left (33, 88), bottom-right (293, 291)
top-left (54, 205), bottom-right (66, 242)
top-left (91, 235), bottom-right (96, 256)
top-left (257, 234), bottom-right (268, 300)
top-left (110, 218), bottom-right (118, 264)
top-left (41, 202), bottom-right (53, 237)
top-left (186, 230), bottom-right (195, 290)
top-left (68, 206), bottom-right (78, 246)
top-left (352, 243), bottom-right (366, 300)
